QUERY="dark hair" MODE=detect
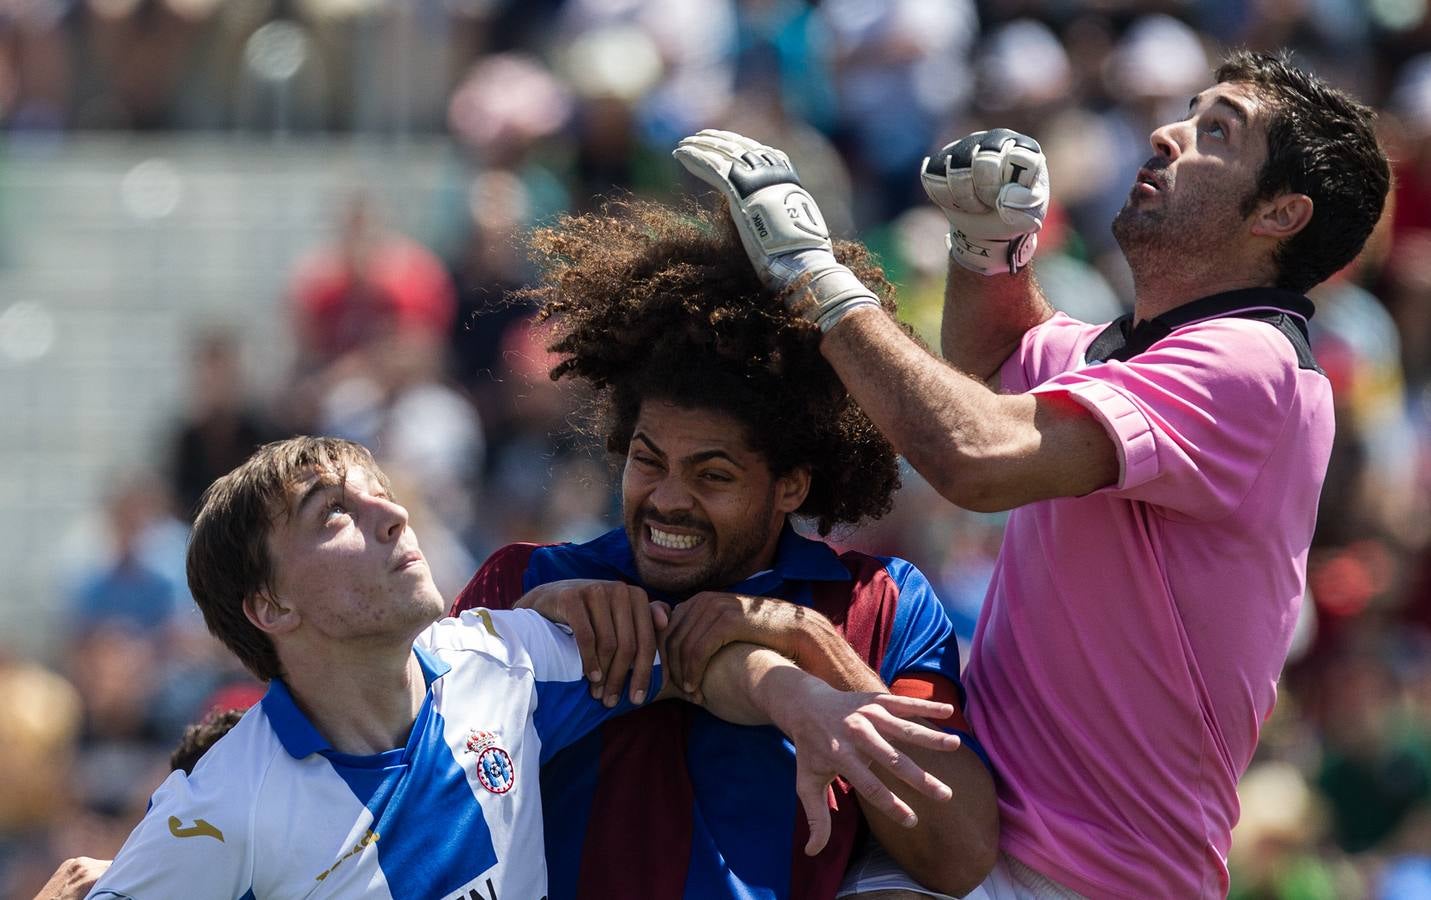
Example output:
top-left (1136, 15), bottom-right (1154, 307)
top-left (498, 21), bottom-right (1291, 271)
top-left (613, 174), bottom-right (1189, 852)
top-left (522, 198), bottom-right (903, 535)
top-left (1217, 50), bottom-right (1390, 293)
top-left (170, 707), bottom-right (246, 774)
top-left (186, 436), bottom-right (390, 681)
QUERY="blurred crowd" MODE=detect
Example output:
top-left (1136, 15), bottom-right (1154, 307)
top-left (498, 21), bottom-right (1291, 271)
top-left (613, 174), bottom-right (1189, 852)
top-left (2, 0), bottom-right (1431, 897)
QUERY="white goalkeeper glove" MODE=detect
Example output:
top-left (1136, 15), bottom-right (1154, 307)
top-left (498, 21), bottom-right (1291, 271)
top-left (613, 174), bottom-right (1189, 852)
top-left (920, 128), bottom-right (1049, 276)
top-left (673, 129), bottom-right (880, 333)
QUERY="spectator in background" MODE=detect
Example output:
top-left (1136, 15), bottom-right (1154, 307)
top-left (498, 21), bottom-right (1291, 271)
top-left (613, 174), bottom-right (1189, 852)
top-left (64, 470), bottom-right (185, 635)
top-left (27, 707), bottom-right (247, 900)
top-left (0, 657), bottom-right (82, 894)
top-left (288, 190), bottom-right (455, 374)
top-left (168, 327), bottom-right (280, 521)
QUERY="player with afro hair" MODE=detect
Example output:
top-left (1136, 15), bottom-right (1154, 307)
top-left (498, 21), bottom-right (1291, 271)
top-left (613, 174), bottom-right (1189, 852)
top-left (524, 197), bottom-right (905, 536)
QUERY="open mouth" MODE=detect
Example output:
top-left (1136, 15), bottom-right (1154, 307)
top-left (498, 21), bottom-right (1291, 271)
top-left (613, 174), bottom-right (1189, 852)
top-left (1133, 168), bottom-right (1165, 193)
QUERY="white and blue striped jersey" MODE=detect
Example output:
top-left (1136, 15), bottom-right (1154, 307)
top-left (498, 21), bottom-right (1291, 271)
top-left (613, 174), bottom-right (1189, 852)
top-left (87, 608), bottom-right (660, 900)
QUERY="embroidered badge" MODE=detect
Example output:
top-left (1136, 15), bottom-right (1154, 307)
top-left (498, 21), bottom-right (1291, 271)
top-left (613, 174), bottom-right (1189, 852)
top-left (465, 730), bottom-right (516, 795)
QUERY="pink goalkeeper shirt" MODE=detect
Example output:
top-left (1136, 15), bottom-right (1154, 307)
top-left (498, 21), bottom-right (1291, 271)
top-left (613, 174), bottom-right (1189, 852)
top-left (964, 291), bottom-right (1334, 899)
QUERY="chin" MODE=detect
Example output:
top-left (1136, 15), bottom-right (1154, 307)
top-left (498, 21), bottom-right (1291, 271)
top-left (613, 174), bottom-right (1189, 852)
top-left (634, 558), bottom-right (709, 596)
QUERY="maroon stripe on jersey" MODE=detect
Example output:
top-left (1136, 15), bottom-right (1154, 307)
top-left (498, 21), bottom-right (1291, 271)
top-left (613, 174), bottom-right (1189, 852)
top-left (576, 703), bottom-right (695, 899)
top-left (449, 542), bottom-right (542, 615)
top-left (788, 553), bottom-right (901, 900)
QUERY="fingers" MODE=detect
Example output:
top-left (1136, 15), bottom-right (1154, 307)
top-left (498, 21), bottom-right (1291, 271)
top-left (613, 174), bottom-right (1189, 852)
top-left (663, 600), bottom-right (693, 696)
top-left (603, 589), bottom-right (637, 708)
top-left (563, 594), bottom-right (602, 687)
top-left (795, 772), bottom-right (834, 856)
top-left (627, 588), bottom-right (657, 705)
top-left (853, 716), bottom-right (955, 802)
top-left (584, 590), bottom-right (619, 699)
top-left (875, 694), bottom-right (956, 721)
top-left (673, 144), bottom-right (733, 189)
top-left (840, 754), bottom-right (919, 829)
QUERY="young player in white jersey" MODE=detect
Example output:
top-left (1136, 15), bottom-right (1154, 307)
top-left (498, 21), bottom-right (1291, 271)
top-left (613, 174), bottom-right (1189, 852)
top-left (87, 436), bottom-right (964, 899)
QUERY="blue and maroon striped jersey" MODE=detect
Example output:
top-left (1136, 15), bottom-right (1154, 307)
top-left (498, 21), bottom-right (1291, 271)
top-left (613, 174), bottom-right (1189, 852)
top-left (451, 525), bottom-right (977, 900)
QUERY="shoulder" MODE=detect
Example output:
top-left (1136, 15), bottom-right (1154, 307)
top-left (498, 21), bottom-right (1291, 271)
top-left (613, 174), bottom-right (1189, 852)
top-left (833, 551), bottom-right (936, 596)
top-left (421, 608), bottom-right (577, 677)
top-left (450, 543), bottom-right (545, 615)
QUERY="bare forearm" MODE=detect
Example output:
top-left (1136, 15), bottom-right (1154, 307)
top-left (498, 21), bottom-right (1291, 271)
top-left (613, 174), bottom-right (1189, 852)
top-left (821, 306), bottom-right (1116, 511)
top-left (858, 744), bottom-right (998, 896)
top-left (690, 642), bottom-right (795, 725)
top-left (941, 262), bottom-right (1054, 383)
top-left (793, 621), bottom-right (885, 693)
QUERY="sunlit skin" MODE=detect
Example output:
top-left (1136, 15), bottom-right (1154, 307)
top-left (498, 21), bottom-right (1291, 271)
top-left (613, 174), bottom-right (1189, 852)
top-left (1112, 81), bottom-right (1308, 321)
top-left (260, 465), bottom-right (446, 645)
top-left (621, 401), bottom-right (810, 597)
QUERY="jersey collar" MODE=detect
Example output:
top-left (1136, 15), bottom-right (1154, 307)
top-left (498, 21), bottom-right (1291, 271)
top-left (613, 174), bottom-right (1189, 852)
top-left (1085, 286), bottom-right (1314, 364)
top-left (261, 644), bottom-right (451, 760)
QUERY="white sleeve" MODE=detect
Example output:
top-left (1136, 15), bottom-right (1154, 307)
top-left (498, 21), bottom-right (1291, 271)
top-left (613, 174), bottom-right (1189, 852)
top-left (441, 608), bottom-right (666, 763)
top-left (87, 769), bottom-right (251, 899)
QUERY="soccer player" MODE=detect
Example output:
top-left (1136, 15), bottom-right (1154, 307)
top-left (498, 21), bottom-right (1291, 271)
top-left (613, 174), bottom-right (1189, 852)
top-left (674, 49), bottom-right (1390, 898)
top-left (85, 436), bottom-right (964, 899)
top-left (449, 199), bottom-right (998, 899)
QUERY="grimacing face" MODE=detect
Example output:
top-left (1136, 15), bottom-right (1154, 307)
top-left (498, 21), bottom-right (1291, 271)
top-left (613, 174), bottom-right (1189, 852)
top-left (1112, 82), bottom-right (1270, 260)
top-left (261, 464), bottom-right (445, 643)
top-left (621, 401), bottom-right (809, 596)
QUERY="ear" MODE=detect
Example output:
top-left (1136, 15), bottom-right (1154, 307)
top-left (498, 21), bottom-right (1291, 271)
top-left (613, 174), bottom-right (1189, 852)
top-left (1250, 193), bottom-right (1313, 240)
top-left (774, 467), bottom-right (812, 515)
top-left (244, 591), bottom-right (301, 636)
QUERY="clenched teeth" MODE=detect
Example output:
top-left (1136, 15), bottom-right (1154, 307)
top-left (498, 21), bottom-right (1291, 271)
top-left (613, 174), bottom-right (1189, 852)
top-left (650, 527), bottom-right (704, 550)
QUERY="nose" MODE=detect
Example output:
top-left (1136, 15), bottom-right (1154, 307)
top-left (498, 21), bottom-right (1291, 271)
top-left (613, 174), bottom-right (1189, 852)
top-left (369, 493), bottom-right (410, 543)
top-left (647, 472), bottom-right (694, 517)
top-left (1148, 119), bottom-right (1182, 161)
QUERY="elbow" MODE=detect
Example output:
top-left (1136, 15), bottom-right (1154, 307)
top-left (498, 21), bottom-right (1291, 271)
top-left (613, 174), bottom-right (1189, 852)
top-left (912, 838), bottom-right (999, 898)
top-left (919, 456), bottom-right (1019, 514)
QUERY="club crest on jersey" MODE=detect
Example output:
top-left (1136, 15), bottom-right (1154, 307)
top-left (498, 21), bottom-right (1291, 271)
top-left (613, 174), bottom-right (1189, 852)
top-left (466, 730), bottom-right (516, 795)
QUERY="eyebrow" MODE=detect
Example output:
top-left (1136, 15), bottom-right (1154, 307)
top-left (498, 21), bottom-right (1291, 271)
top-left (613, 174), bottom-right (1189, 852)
top-left (1189, 93), bottom-right (1250, 127)
top-left (631, 432), bottom-right (747, 470)
top-left (294, 476), bottom-right (338, 519)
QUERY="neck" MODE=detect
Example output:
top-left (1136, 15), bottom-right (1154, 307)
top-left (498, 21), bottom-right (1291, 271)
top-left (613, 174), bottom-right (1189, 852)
top-left (279, 639), bottom-right (427, 756)
top-left (1128, 261), bottom-right (1276, 324)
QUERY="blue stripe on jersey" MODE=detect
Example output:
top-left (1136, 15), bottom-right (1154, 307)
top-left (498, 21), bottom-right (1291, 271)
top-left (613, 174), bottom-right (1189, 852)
top-left (876, 557), bottom-right (963, 697)
top-left (531, 669), bottom-right (663, 765)
top-left (682, 712), bottom-right (797, 900)
top-left (239, 891), bottom-right (255, 900)
top-left (327, 703), bottom-right (498, 898)
top-left (323, 646), bottom-right (498, 898)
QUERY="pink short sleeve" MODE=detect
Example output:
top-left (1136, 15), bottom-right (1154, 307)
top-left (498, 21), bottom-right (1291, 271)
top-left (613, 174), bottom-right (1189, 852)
top-left (1024, 318), bottom-right (1305, 520)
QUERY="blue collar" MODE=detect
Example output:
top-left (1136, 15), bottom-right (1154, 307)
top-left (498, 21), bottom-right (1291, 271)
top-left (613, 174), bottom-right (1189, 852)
top-left (572, 523), bottom-right (852, 596)
top-left (261, 643), bottom-right (451, 760)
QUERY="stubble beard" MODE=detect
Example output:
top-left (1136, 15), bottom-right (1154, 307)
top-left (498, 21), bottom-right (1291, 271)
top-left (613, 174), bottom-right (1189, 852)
top-left (627, 500), bottom-right (778, 597)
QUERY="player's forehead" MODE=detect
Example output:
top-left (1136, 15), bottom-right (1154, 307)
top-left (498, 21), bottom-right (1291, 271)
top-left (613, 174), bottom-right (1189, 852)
top-left (1190, 81), bottom-right (1266, 124)
top-left (279, 462), bottom-right (384, 515)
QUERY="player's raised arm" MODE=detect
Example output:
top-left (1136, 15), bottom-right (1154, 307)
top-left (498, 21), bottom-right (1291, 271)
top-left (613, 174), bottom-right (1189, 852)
top-left (674, 129), bottom-right (1118, 512)
top-left (920, 130), bottom-right (1057, 382)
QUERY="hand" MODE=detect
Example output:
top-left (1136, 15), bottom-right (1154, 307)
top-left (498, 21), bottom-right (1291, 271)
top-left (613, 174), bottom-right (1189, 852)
top-left (516, 579), bottom-right (668, 706)
top-left (664, 592), bottom-right (821, 700)
top-left (920, 128), bottom-right (1049, 276)
top-left (34, 857), bottom-right (111, 900)
top-left (674, 129), bottom-right (881, 332)
top-left (762, 671), bottom-right (963, 855)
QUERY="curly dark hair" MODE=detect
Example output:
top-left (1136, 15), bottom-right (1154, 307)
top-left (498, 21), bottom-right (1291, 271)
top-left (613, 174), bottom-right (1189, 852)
top-left (521, 198), bottom-right (902, 535)
top-left (1217, 50), bottom-right (1390, 293)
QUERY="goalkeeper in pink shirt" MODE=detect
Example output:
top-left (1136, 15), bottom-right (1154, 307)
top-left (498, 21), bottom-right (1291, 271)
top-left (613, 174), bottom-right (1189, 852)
top-left (675, 49), bottom-right (1389, 899)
